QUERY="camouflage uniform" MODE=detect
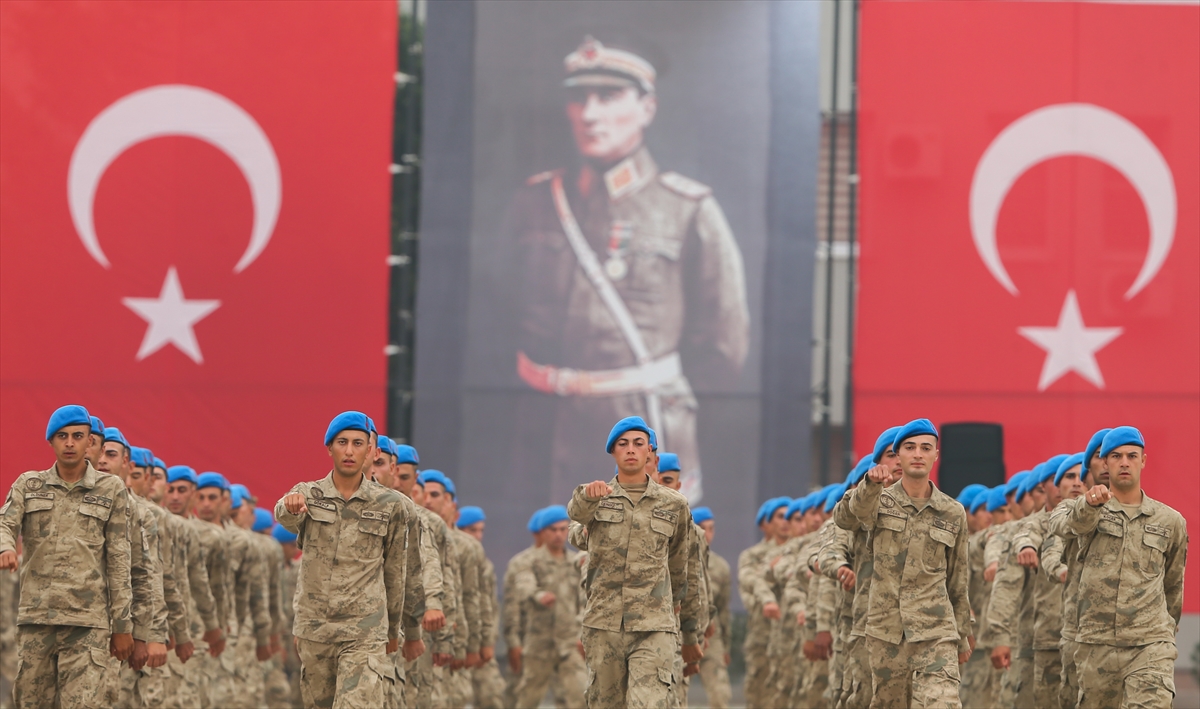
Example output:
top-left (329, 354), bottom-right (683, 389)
top-left (798, 560), bottom-right (835, 709)
top-left (251, 532), bottom-right (287, 709)
top-left (1050, 494), bottom-right (1187, 709)
top-left (828, 497), bottom-right (875, 709)
top-left (1044, 504), bottom-right (1080, 709)
top-left (774, 533), bottom-right (813, 707)
top-left (186, 516), bottom-right (229, 709)
top-left (118, 495), bottom-right (168, 709)
top-left (510, 545), bottom-right (586, 708)
top-left (983, 514), bottom-right (1038, 709)
top-left (407, 506), bottom-right (454, 709)
top-left (215, 520), bottom-right (271, 709)
top-left (469, 556), bottom-right (505, 709)
top-left (0, 560), bottom-right (18, 709)
top-left (270, 549), bottom-right (301, 708)
top-left (567, 476), bottom-right (699, 709)
top-left (836, 479), bottom-right (971, 709)
top-left (1013, 508), bottom-right (1066, 709)
top-left (445, 528), bottom-right (483, 709)
top-left (695, 551), bottom-right (731, 709)
top-left (275, 473), bottom-right (424, 709)
top-left (671, 523), bottom-right (711, 709)
top-left (736, 538), bottom-right (778, 709)
top-left (0, 463), bottom-right (133, 709)
top-left (818, 518), bottom-right (857, 709)
top-left (501, 545), bottom-right (535, 709)
top-left (959, 527), bottom-right (996, 709)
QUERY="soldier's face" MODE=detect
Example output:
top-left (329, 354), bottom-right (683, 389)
top-left (127, 465), bottom-right (149, 497)
top-left (1018, 491), bottom-right (1035, 516)
top-left (1044, 478), bottom-right (1062, 508)
top-left (1058, 468), bottom-right (1085, 499)
top-left (1105, 445), bottom-right (1144, 492)
top-left (422, 482), bottom-right (449, 516)
top-left (1028, 482), bottom-right (1046, 510)
top-left (98, 441), bottom-right (129, 477)
top-left (544, 521), bottom-right (569, 552)
top-left (1089, 452), bottom-right (1110, 487)
top-left (643, 451), bottom-right (658, 477)
top-left (992, 507), bottom-right (1010, 525)
top-left (195, 487), bottom-right (222, 522)
top-left (1006, 492), bottom-right (1024, 520)
top-left (882, 450), bottom-right (903, 482)
top-left (394, 463), bottom-right (417, 496)
top-left (657, 471), bottom-right (681, 491)
top-left (85, 433), bottom-right (104, 465)
top-left (566, 86), bottom-right (656, 164)
top-left (463, 521), bottom-right (485, 543)
top-left (769, 508), bottom-right (789, 539)
top-left (897, 436), bottom-right (938, 478)
top-left (327, 430), bottom-right (371, 477)
top-left (787, 514), bottom-right (805, 538)
top-left (968, 508), bottom-right (991, 532)
top-left (611, 432), bottom-right (651, 475)
top-left (165, 481), bottom-right (194, 515)
top-left (699, 520), bottom-right (715, 545)
top-left (234, 503), bottom-right (255, 530)
top-left (148, 467), bottom-right (167, 503)
top-left (49, 425), bottom-right (90, 467)
top-left (369, 452), bottom-right (393, 488)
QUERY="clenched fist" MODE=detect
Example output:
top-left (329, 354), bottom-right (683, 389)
top-left (1016, 547), bottom-right (1039, 569)
top-left (866, 464), bottom-right (890, 484)
top-left (283, 492), bottom-right (308, 515)
top-left (836, 565), bottom-right (856, 591)
top-left (585, 481), bottom-right (613, 500)
top-left (1085, 484), bottom-right (1111, 507)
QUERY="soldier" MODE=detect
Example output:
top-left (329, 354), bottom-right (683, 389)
top-left (1051, 426), bottom-right (1187, 709)
top-left (276, 411), bottom-right (426, 709)
top-left (0, 536), bottom-right (17, 709)
top-left (738, 497), bottom-right (789, 708)
top-left (836, 419), bottom-right (972, 709)
top-left (567, 416), bottom-right (702, 709)
top-left (691, 508), bottom-right (732, 709)
top-left (503, 510), bottom-right (545, 709)
top-left (0, 405), bottom-right (134, 708)
top-left (505, 36), bottom-right (749, 504)
top-left (268, 523), bottom-right (302, 709)
top-left (510, 506), bottom-right (587, 708)
top-left (456, 507), bottom-right (506, 709)
top-left (959, 486), bottom-right (997, 709)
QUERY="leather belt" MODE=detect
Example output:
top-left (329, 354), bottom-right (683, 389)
top-left (518, 351), bottom-right (681, 397)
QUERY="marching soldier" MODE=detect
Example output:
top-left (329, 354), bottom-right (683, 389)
top-left (691, 508), bottom-right (732, 709)
top-left (0, 405), bottom-right (134, 708)
top-left (738, 497), bottom-right (788, 708)
top-left (502, 510), bottom-right (544, 708)
top-left (504, 36), bottom-right (749, 504)
top-left (456, 507), bottom-right (507, 709)
top-left (268, 523), bottom-right (302, 708)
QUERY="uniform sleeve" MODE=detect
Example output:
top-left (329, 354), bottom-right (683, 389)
top-left (462, 541), bottom-right (483, 655)
top-left (502, 556), bottom-right (528, 651)
top-left (680, 195), bottom-right (750, 382)
top-left (737, 548), bottom-right (764, 611)
top-left (159, 515), bottom-right (190, 644)
top-left (813, 575), bottom-right (838, 634)
top-left (946, 514), bottom-right (973, 653)
top-left (144, 511), bottom-right (169, 643)
top-left (680, 523), bottom-right (709, 646)
top-left (266, 542), bottom-right (284, 638)
top-left (438, 532), bottom-right (459, 658)
top-left (671, 507), bottom-right (700, 644)
top-left (402, 506), bottom-right (425, 641)
top-left (983, 526), bottom-right (1011, 569)
top-left (383, 505), bottom-right (408, 644)
top-left (1040, 532), bottom-right (1068, 584)
top-left (106, 487), bottom-right (134, 636)
top-left (129, 506), bottom-right (159, 642)
top-left (244, 539), bottom-right (271, 647)
top-left (185, 526), bottom-right (220, 633)
top-left (980, 548), bottom-right (1024, 649)
top-left (715, 560), bottom-right (732, 650)
top-left (818, 525), bottom-right (853, 581)
top-left (418, 516), bottom-right (445, 612)
top-left (0, 477), bottom-right (26, 558)
top-left (274, 485), bottom-right (309, 535)
top-left (568, 522), bottom-right (588, 551)
top-left (480, 559), bottom-right (498, 648)
top-left (833, 489), bottom-right (864, 532)
top-left (846, 479), bottom-right (884, 531)
top-left (1056, 496), bottom-right (1102, 538)
top-left (1012, 516), bottom-right (1046, 555)
top-left (207, 534), bottom-right (230, 632)
top-left (1164, 517), bottom-right (1188, 628)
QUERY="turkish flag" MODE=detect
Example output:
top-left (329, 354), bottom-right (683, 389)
top-left (0, 1), bottom-right (397, 505)
top-left (856, 2), bottom-right (1199, 611)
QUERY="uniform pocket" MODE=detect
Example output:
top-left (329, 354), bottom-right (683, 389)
top-left (657, 666), bottom-right (674, 687)
top-left (78, 503), bottom-right (111, 544)
top-left (649, 518), bottom-right (674, 537)
top-left (1141, 531), bottom-right (1169, 576)
top-left (924, 527), bottom-right (955, 572)
top-left (366, 653), bottom-right (396, 685)
top-left (357, 518), bottom-right (388, 558)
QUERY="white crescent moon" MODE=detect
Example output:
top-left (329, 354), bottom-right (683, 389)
top-left (68, 84), bottom-right (281, 273)
top-left (969, 103), bottom-right (1175, 299)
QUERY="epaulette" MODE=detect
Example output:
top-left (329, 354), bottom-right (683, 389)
top-left (658, 171), bottom-right (712, 200)
top-left (526, 169), bottom-right (562, 186)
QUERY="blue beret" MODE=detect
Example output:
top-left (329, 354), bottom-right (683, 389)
top-left (271, 524), bottom-right (298, 544)
top-left (89, 416), bottom-right (105, 436)
top-left (824, 483), bottom-right (848, 513)
top-left (196, 472), bottom-right (230, 491)
top-left (377, 436), bottom-right (396, 457)
top-left (538, 505), bottom-right (569, 531)
top-left (252, 508), bottom-right (274, 532)
top-left (606, 416), bottom-right (652, 453)
top-left (103, 427), bottom-right (130, 450)
top-left (649, 427), bottom-right (658, 451)
top-left (846, 455), bottom-right (874, 486)
top-left (324, 411), bottom-right (376, 446)
top-left (1005, 471), bottom-right (1031, 500)
top-left (229, 484), bottom-right (251, 509)
top-left (969, 487), bottom-right (993, 513)
top-left (457, 506), bottom-right (486, 528)
top-left (892, 418), bottom-right (938, 451)
top-left (167, 465), bottom-right (198, 485)
top-left (394, 444), bottom-right (419, 465)
top-left (785, 497), bottom-right (806, 519)
top-left (692, 507), bottom-right (713, 524)
top-left (756, 497), bottom-right (790, 526)
top-left (1040, 455), bottom-right (1070, 484)
top-left (46, 405), bottom-right (91, 440)
top-left (152, 457), bottom-right (166, 470)
top-left (1017, 469), bottom-right (1042, 501)
top-left (985, 486), bottom-right (1009, 512)
top-left (417, 470), bottom-right (456, 498)
top-left (527, 508), bottom-right (544, 533)
top-left (1053, 453), bottom-right (1086, 486)
top-left (130, 447), bottom-right (153, 468)
top-left (956, 484), bottom-right (989, 508)
top-left (1084, 428), bottom-right (1113, 464)
top-left (1100, 426), bottom-right (1144, 458)
top-left (657, 453), bottom-right (681, 473)
top-left (872, 426), bottom-right (903, 463)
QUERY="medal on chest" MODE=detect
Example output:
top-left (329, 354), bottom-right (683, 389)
top-left (604, 220), bottom-right (633, 281)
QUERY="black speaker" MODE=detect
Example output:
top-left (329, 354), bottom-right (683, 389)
top-left (937, 422), bottom-right (1006, 499)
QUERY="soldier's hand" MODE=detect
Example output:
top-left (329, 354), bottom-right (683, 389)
top-left (684, 662), bottom-right (700, 677)
top-left (203, 629), bottom-right (225, 657)
top-left (1059, 568), bottom-right (1068, 584)
top-left (466, 652), bottom-right (482, 669)
top-left (578, 640), bottom-right (586, 659)
top-left (724, 653), bottom-right (731, 667)
top-left (0, 550), bottom-right (16, 571)
top-left (705, 622), bottom-right (716, 639)
top-left (983, 562), bottom-right (998, 583)
top-left (536, 591), bottom-right (557, 607)
top-left (147, 642), bottom-right (167, 668)
top-left (481, 646), bottom-right (494, 662)
top-left (422, 609), bottom-right (446, 631)
top-left (111, 633), bottom-right (133, 662)
top-left (762, 602), bottom-right (781, 620)
top-left (990, 645), bottom-right (1011, 670)
top-left (802, 640), bottom-right (818, 661)
top-left (837, 565), bottom-right (856, 591)
top-left (403, 639), bottom-right (425, 662)
top-left (796, 610), bottom-right (806, 627)
top-left (867, 464), bottom-right (890, 484)
top-left (814, 631), bottom-right (833, 660)
top-left (451, 658), bottom-right (464, 671)
top-left (959, 649), bottom-right (971, 665)
top-left (508, 646), bottom-right (523, 674)
top-left (682, 643), bottom-right (704, 664)
top-left (1017, 546), bottom-right (1040, 569)
top-left (584, 481), bottom-right (613, 500)
top-left (283, 492), bottom-right (308, 515)
top-left (433, 652), bottom-right (453, 668)
top-left (130, 640), bottom-right (149, 671)
top-left (1085, 484), bottom-right (1111, 507)
top-left (270, 634), bottom-right (282, 654)
top-left (256, 644), bottom-right (272, 662)
top-left (176, 641), bottom-right (194, 663)
top-left (968, 635), bottom-right (976, 653)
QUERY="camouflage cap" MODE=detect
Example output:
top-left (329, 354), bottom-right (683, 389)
top-left (564, 36), bottom-right (655, 94)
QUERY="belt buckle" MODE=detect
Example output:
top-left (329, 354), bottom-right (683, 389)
top-left (553, 367), bottom-right (579, 396)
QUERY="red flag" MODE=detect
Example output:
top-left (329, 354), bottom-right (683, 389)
top-left (0, 1), bottom-right (397, 505)
top-left (856, 1), bottom-right (1199, 611)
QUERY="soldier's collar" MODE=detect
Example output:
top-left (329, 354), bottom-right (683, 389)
top-left (317, 471), bottom-right (370, 502)
top-left (887, 479), bottom-right (949, 512)
top-left (603, 147), bottom-right (657, 201)
top-left (44, 461), bottom-right (99, 490)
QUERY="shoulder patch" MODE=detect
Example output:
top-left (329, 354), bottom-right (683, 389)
top-left (658, 171), bottom-right (712, 200)
top-left (526, 169), bottom-right (562, 186)
top-left (26, 478), bottom-right (44, 491)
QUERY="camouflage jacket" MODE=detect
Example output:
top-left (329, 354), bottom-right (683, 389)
top-left (568, 475), bottom-right (698, 641)
top-left (983, 513), bottom-right (1037, 654)
top-left (837, 478), bottom-right (971, 651)
top-left (147, 504), bottom-right (191, 644)
top-left (450, 528), bottom-right (484, 655)
top-left (129, 494), bottom-right (167, 643)
top-left (685, 523), bottom-right (712, 634)
top-left (1050, 493), bottom-right (1187, 646)
top-left (412, 503), bottom-right (452, 654)
top-left (737, 538), bottom-right (779, 612)
top-left (817, 519), bottom-right (856, 620)
top-left (276, 473), bottom-right (423, 644)
top-left (0, 463), bottom-right (132, 633)
top-left (502, 545), bottom-right (538, 651)
top-left (251, 532), bottom-right (285, 638)
top-left (480, 556), bottom-right (500, 649)
top-left (511, 545), bottom-right (584, 658)
top-left (1043, 504), bottom-right (1082, 638)
top-left (1012, 507), bottom-right (1065, 650)
top-left (707, 551), bottom-right (732, 650)
top-left (966, 528), bottom-right (990, 643)
top-left (223, 520), bottom-right (271, 645)
top-left (188, 517), bottom-right (229, 636)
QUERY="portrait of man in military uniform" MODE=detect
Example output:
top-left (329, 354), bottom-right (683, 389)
top-left (506, 36), bottom-right (750, 503)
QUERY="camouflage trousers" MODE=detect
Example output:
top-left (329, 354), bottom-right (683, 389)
top-left (767, 620), bottom-right (800, 708)
top-left (13, 624), bottom-right (109, 709)
top-left (1060, 638), bottom-right (1080, 709)
top-left (840, 634), bottom-right (872, 709)
top-left (998, 652), bottom-right (1034, 709)
top-left (469, 657), bottom-right (505, 709)
top-left (796, 654), bottom-right (829, 709)
top-left (695, 634), bottom-right (730, 709)
top-left (264, 653), bottom-right (302, 709)
top-left (381, 650), bottom-right (406, 709)
top-left (865, 636), bottom-right (960, 709)
top-left (118, 663), bottom-right (167, 708)
top-left (513, 648), bottom-right (585, 708)
top-left (164, 648), bottom-right (205, 709)
top-left (827, 615), bottom-right (852, 709)
top-left (404, 648), bottom-right (433, 709)
top-left (741, 614), bottom-right (772, 709)
top-left (580, 627), bottom-right (676, 709)
top-left (957, 647), bottom-right (996, 709)
top-left (1033, 648), bottom-right (1063, 709)
top-left (1075, 641), bottom-right (1176, 709)
top-left (296, 637), bottom-right (395, 709)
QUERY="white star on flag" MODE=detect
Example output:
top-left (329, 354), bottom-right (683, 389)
top-left (122, 267), bottom-right (221, 364)
top-left (1018, 290), bottom-right (1123, 391)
